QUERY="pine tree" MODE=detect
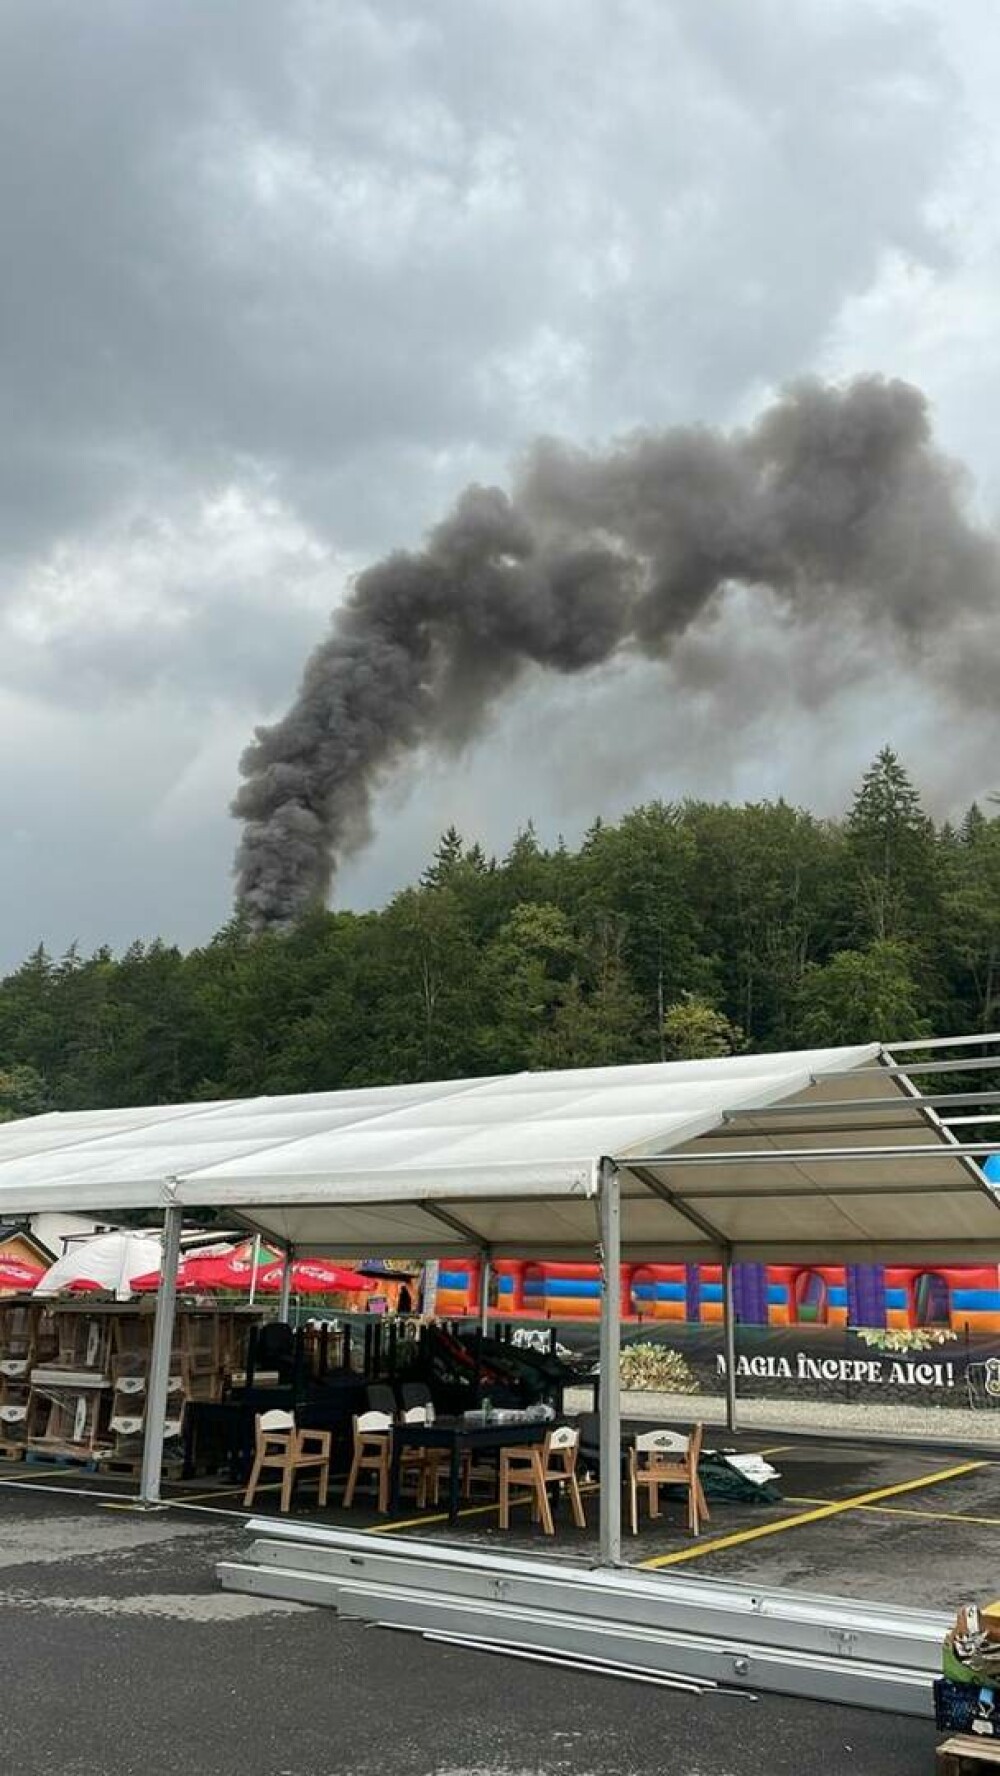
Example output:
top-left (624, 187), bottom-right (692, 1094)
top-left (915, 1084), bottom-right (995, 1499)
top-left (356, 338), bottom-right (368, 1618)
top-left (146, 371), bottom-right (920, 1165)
top-left (846, 746), bottom-right (936, 942)
top-left (421, 827), bottom-right (465, 888)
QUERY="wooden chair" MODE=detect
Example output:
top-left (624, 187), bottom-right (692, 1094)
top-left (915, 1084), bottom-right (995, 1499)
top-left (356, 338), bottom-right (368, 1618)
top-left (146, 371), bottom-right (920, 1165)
top-left (400, 1404), bottom-right (448, 1508)
top-left (499, 1425), bottom-right (587, 1535)
top-left (628, 1424), bottom-right (709, 1537)
top-left (243, 1408), bottom-right (332, 1513)
top-left (343, 1410), bottom-right (394, 1512)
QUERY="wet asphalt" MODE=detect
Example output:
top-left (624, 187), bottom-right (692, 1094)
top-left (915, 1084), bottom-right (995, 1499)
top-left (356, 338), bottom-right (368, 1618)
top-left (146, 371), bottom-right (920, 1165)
top-left (0, 1485), bottom-right (940, 1776)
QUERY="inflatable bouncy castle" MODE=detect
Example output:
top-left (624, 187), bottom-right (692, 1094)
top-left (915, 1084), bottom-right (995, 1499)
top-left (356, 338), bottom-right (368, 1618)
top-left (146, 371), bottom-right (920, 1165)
top-left (438, 1258), bottom-right (1000, 1333)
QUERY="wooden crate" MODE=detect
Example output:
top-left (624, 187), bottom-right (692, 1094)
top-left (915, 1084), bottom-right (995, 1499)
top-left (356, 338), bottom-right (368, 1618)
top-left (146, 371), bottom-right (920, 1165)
top-left (26, 1373), bottom-right (112, 1455)
top-left (938, 1734), bottom-right (1000, 1773)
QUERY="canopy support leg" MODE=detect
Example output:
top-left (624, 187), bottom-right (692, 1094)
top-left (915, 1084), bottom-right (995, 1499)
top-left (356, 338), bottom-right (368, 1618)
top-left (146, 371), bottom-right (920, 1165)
top-left (478, 1252), bottom-right (491, 1336)
top-left (139, 1201), bottom-right (182, 1507)
top-left (277, 1245), bottom-right (294, 1321)
top-left (723, 1251), bottom-right (738, 1434)
top-left (247, 1232), bottom-right (262, 1306)
top-left (598, 1157), bottom-right (621, 1567)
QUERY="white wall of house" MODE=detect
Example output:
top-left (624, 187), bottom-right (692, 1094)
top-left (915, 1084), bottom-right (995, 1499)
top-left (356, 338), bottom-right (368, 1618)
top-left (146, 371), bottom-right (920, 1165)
top-left (29, 1211), bottom-right (114, 1257)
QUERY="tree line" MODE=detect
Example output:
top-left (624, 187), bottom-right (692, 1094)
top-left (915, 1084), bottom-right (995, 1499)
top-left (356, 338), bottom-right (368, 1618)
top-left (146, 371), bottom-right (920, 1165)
top-left (1, 747), bottom-right (998, 1119)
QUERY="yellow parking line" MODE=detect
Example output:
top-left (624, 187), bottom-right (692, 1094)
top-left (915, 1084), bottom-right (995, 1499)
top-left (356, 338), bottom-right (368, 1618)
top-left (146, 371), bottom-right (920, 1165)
top-left (367, 1482), bottom-right (601, 1537)
top-left (787, 1494), bottom-right (1000, 1530)
top-left (2, 1467), bottom-right (81, 1482)
top-left (640, 1459), bottom-right (987, 1569)
top-left (171, 1481), bottom-right (282, 1506)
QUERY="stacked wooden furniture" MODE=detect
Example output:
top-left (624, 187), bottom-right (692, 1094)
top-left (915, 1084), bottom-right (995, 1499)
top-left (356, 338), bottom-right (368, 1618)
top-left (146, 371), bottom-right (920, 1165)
top-left (20, 1303), bottom-right (260, 1474)
top-left (26, 1306), bottom-right (113, 1459)
top-left (0, 1300), bottom-right (57, 1458)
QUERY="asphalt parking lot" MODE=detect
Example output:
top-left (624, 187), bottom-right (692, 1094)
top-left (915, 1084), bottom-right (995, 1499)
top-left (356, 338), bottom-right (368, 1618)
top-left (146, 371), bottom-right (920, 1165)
top-left (0, 1485), bottom-right (938, 1776)
top-left (4, 1425), bottom-right (1000, 1612)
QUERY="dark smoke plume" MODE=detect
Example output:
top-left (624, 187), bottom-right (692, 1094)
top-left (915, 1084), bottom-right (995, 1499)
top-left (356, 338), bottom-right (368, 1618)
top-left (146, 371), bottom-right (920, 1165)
top-left (233, 376), bottom-right (999, 927)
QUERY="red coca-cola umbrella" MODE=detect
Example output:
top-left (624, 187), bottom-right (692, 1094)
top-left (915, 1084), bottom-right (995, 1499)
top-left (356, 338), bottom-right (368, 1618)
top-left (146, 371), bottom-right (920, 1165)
top-left (131, 1249), bottom-right (261, 1293)
top-left (257, 1259), bottom-right (375, 1295)
top-left (0, 1256), bottom-right (46, 1291)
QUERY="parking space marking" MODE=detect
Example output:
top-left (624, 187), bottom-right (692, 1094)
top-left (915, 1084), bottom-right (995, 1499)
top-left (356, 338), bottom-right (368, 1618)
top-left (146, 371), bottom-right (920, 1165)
top-left (787, 1494), bottom-right (1000, 1529)
top-left (0, 1468), bottom-right (82, 1483)
top-left (640, 1458), bottom-right (987, 1569)
top-left (368, 1481), bottom-right (601, 1537)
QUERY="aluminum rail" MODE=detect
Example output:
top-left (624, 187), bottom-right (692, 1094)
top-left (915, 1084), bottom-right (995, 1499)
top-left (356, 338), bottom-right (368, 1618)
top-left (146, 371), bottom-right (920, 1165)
top-left (817, 1058), bottom-right (1000, 1076)
top-left (218, 1523), bottom-right (946, 1715)
top-left (721, 1092), bottom-right (1000, 1118)
top-left (617, 1142), bottom-right (1000, 1166)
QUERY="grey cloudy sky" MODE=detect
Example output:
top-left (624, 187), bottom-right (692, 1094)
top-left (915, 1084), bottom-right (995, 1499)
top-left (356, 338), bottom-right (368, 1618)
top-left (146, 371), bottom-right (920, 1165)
top-left (2, 0), bottom-right (999, 966)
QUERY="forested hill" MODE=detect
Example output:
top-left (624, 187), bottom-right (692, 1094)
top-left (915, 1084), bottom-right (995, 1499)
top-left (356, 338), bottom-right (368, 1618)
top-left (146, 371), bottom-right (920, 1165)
top-left (1, 748), bottom-right (998, 1119)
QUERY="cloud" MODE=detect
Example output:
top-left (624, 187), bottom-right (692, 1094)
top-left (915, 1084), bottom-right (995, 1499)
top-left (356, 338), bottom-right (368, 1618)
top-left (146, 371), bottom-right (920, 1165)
top-left (0, 0), bottom-right (990, 963)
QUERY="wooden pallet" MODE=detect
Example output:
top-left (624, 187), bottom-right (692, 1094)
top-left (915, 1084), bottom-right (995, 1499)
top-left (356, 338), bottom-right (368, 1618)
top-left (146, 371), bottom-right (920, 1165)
top-left (938, 1733), bottom-right (1000, 1773)
top-left (25, 1441), bottom-right (105, 1470)
top-left (99, 1456), bottom-right (185, 1483)
top-left (0, 1441), bottom-right (26, 1462)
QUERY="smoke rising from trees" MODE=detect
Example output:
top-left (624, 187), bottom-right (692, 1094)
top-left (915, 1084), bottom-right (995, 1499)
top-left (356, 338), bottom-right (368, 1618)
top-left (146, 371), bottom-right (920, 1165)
top-left (232, 376), bottom-right (1000, 928)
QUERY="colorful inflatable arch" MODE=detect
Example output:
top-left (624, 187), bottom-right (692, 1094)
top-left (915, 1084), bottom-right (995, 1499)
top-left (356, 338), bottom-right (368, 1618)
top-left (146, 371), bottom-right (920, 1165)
top-left (440, 1257), bottom-right (1000, 1333)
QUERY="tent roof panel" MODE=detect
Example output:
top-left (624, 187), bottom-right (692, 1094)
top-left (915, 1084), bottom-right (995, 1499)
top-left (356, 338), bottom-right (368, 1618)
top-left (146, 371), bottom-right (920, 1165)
top-left (0, 1040), bottom-right (997, 1259)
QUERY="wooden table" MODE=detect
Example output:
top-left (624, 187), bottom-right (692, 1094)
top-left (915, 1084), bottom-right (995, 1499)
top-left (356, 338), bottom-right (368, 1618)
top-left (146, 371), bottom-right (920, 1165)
top-left (389, 1418), bottom-right (548, 1524)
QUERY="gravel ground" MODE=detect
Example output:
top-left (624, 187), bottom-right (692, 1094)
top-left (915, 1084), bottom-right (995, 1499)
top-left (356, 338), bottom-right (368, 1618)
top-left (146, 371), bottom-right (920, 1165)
top-left (565, 1385), bottom-right (1000, 1444)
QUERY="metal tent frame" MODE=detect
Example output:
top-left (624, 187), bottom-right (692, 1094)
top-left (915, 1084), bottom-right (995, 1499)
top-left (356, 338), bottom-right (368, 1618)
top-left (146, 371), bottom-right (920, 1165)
top-left (0, 1033), bottom-right (997, 1569)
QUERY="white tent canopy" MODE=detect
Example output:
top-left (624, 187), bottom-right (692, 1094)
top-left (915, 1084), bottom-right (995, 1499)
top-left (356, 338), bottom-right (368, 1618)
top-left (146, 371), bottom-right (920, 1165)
top-left (0, 1042), bottom-right (997, 1261)
top-left (3, 1036), bottom-right (999, 1536)
top-left (34, 1230), bottom-right (162, 1300)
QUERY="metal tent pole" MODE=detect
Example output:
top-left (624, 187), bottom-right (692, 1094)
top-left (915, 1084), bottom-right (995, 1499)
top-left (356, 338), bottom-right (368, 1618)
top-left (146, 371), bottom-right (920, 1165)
top-left (139, 1201), bottom-right (183, 1507)
top-left (277, 1245), bottom-right (294, 1321)
top-left (478, 1252), bottom-right (491, 1336)
top-left (248, 1232), bottom-right (262, 1306)
top-left (722, 1253), bottom-right (738, 1434)
top-left (598, 1157), bottom-right (621, 1566)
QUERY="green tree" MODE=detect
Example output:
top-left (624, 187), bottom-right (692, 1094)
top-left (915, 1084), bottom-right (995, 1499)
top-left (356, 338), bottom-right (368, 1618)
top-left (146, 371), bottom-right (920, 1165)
top-left (479, 902), bottom-right (580, 1070)
top-left (0, 1064), bottom-right (48, 1121)
top-left (661, 992), bottom-right (744, 1060)
top-left (579, 804), bottom-right (699, 1055)
top-left (796, 941), bottom-right (930, 1045)
top-left (941, 810), bottom-right (1000, 1031)
top-left (846, 747), bottom-right (937, 944)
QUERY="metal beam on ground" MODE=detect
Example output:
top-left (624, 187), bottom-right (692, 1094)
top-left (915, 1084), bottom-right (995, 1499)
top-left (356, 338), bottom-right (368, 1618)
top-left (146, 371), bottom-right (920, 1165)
top-left (598, 1157), bottom-right (621, 1568)
top-left (218, 1523), bottom-right (948, 1715)
top-left (138, 1198), bottom-right (182, 1507)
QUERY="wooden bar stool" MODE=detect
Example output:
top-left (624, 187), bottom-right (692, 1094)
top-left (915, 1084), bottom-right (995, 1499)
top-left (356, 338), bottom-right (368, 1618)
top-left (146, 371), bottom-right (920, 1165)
top-left (499, 1425), bottom-right (587, 1535)
top-left (243, 1409), bottom-right (332, 1513)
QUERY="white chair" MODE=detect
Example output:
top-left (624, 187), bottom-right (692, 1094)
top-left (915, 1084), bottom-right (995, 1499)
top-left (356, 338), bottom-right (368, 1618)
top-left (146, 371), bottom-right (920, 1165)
top-left (343, 1410), bottom-right (393, 1512)
top-left (243, 1408), bottom-right (332, 1513)
top-left (628, 1424), bottom-right (709, 1537)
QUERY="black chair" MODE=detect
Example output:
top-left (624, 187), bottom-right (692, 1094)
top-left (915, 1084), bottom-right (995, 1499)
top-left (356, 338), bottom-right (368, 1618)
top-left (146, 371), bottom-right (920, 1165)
top-left (398, 1381), bottom-right (432, 1414)
top-left (254, 1322), bottom-right (296, 1386)
top-left (577, 1411), bottom-right (632, 1481)
top-left (366, 1383), bottom-right (397, 1417)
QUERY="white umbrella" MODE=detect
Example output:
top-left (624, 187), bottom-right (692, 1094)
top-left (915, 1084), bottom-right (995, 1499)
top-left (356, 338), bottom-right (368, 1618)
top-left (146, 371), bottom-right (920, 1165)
top-left (34, 1231), bottom-right (163, 1301)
